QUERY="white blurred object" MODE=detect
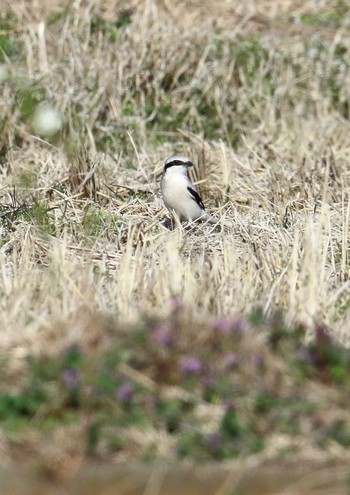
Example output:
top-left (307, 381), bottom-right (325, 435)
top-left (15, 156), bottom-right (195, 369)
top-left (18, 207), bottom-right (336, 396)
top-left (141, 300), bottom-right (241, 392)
top-left (33, 104), bottom-right (62, 135)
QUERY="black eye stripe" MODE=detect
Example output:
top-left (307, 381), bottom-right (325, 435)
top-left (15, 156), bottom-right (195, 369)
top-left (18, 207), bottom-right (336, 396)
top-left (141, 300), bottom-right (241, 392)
top-left (164, 160), bottom-right (192, 170)
top-left (165, 160), bottom-right (185, 170)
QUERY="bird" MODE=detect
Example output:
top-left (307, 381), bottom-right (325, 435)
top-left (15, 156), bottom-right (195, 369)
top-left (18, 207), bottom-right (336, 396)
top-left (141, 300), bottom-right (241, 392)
top-left (160, 154), bottom-right (217, 224)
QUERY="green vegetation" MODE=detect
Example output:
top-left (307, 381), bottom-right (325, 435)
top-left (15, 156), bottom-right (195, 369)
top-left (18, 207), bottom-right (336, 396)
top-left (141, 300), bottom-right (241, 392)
top-left (0, 312), bottom-right (349, 463)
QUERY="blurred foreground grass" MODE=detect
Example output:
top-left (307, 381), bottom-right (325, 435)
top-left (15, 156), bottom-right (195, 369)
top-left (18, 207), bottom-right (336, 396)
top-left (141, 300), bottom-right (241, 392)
top-left (1, 309), bottom-right (350, 475)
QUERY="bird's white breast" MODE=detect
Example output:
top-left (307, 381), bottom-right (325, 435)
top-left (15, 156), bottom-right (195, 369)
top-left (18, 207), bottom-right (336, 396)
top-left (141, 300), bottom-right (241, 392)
top-left (161, 173), bottom-right (204, 221)
top-left (161, 174), bottom-right (189, 209)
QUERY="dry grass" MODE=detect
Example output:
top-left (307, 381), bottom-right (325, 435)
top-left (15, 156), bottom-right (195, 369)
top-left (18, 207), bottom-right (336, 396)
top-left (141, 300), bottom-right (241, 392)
top-left (1, 0), bottom-right (350, 346)
top-left (1, 0), bottom-right (350, 491)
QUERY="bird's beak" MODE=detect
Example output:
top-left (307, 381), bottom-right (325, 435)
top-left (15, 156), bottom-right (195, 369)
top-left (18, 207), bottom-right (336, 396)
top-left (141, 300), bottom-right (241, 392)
top-left (186, 161), bottom-right (194, 168)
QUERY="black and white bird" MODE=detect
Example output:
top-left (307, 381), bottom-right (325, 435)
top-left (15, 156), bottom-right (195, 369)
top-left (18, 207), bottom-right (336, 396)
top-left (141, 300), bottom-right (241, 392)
top-left (161, 154), bottom-right (217, 224)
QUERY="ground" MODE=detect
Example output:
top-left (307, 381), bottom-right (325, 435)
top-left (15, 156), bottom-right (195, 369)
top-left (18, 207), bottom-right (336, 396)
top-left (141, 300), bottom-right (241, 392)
top-left (1, 0), bottom-right (350, 493)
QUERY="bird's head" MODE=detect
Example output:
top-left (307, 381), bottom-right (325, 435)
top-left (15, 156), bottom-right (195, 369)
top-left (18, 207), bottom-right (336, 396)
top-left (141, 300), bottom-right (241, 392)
top-left (163, 155), bottom-right (193, 176)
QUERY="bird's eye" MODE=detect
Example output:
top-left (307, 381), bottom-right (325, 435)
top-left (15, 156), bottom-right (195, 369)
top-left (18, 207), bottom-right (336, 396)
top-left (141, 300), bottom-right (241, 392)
top-left (165, 159), bottom-right (186, 168)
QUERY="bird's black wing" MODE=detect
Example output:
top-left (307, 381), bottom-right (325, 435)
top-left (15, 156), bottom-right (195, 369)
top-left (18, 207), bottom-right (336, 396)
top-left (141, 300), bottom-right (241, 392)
top-left (187, 187), bottom-right (205, 210)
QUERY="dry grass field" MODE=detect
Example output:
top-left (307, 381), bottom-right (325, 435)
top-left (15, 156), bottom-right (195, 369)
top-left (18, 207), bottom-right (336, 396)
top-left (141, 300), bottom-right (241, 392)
top-left (1, 0), bottom-right (350, 493)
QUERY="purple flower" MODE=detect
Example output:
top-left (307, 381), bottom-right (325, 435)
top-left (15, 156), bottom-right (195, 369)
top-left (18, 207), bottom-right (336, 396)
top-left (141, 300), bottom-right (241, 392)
top-left (61, 369), bottom-right (79, 389)
top-left (223, 353), bottom-right (239, 369)
top-left (203, 431), bottom-right (223, 455)
top-left (116, 382), bottom-right (134, 404)
top-left (296, 348), bottom-right (316, 364)
top-left (223, 400), bottom-right (236, 411)
top-left (231, 318), bottom-right (246, 334)
top-left (213, 318), bottom-right (232, 334)
top-left (212, 317), bottom-right (246, 334)
top-left (169, 297), bottom-right (183, 312)
top-left (251, 353), bottom-right (264, 368)
top-left (179, 357), bottom-right (202, 374)
top-left (202, 376), bottom-right (216, 390)
top-left (154, 325), bottom-right (174, 347)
